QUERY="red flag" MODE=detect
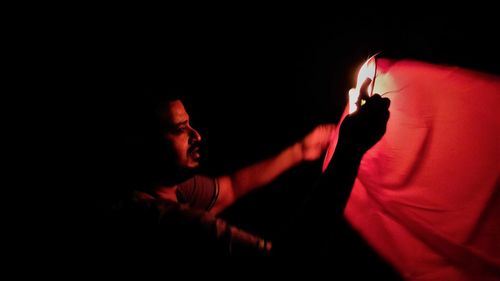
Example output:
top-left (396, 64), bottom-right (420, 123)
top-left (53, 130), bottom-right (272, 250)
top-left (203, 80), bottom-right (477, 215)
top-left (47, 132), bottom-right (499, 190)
top-left (324, 59), bottom-right (500, 280)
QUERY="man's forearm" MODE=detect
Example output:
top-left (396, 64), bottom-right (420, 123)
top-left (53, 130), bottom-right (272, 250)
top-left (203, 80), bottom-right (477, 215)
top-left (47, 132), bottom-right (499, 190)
top-left (230, 142), bottom-right (303, 199)
top-left (272, 143), bottom-right (364, 256)
top-left (312, 143), bottom-right (364, 217)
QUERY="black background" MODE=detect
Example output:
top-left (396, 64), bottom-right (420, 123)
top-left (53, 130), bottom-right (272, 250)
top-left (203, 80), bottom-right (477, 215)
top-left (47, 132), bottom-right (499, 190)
top-left (36, 6), bottom-right (499, 271)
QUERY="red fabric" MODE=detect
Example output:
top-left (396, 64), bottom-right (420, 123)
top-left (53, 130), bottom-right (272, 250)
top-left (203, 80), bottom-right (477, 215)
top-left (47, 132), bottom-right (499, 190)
top-left (324, 59), bottom-right (500, 280)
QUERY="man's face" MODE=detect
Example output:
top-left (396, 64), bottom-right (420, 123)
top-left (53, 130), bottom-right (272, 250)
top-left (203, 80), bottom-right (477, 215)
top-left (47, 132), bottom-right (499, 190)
top-left (161, 100), bottom-right (202, 170)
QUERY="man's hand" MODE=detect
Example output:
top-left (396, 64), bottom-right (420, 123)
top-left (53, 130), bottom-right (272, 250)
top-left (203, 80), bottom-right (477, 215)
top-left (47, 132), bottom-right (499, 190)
top-left (301, 124), bottom-right (336, 161)
top-left (338, 78), bottom-right (391, 156)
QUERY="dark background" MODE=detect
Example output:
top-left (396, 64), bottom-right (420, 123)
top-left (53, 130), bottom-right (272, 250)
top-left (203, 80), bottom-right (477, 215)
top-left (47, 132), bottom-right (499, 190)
top-left (45, 7), bottom-right (498, 272)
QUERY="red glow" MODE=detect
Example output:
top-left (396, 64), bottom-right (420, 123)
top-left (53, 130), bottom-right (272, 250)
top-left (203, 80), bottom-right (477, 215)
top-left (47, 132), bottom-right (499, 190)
top-left (324, 58), bottom-right (500, 280)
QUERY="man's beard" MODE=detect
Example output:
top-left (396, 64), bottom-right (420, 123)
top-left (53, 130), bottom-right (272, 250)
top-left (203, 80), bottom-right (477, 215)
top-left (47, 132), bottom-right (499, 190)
top-left (154, 163), bottom-right (199, 187)
top-left (152, 148), bottom-right (201, 186)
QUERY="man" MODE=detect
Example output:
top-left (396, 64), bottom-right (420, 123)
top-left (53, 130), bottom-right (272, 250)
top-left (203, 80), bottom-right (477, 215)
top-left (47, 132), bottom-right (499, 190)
top-left (152, 97), bottom-right (335, 214)
top-left (107, 80), bottom-right (389, 257)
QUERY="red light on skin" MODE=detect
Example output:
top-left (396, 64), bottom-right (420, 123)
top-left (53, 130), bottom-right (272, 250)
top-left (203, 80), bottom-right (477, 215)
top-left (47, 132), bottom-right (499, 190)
top-left (349, 55), bottom-right (377, 114)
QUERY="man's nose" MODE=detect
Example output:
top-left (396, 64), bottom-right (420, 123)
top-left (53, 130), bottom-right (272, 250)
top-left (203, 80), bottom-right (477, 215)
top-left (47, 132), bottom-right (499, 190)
top-left (189, 127), bottom-right (202, 143)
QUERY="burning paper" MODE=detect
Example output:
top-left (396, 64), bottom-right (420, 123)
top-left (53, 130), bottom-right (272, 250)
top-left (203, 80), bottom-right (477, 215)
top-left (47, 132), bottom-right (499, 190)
top-left (349, 55), bottom-right (377, 114)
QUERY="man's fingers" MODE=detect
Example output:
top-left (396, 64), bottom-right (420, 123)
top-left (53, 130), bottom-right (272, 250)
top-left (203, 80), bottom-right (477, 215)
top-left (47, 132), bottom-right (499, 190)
top-left (365, 95), bottom-right (390, 110)
top-left (359, 78), bottom-right (372, 100)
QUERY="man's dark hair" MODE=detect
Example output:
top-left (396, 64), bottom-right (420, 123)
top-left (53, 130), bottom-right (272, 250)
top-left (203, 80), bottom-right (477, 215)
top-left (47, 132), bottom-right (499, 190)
top-left (141, 86), bottom-right (186, 134)
top-left (121, 86), bottom-right (190, 190)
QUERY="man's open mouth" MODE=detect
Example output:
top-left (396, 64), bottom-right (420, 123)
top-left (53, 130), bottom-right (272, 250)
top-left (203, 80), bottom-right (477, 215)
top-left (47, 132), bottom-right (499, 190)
top-left (189, 147), bottom-right (201, 159)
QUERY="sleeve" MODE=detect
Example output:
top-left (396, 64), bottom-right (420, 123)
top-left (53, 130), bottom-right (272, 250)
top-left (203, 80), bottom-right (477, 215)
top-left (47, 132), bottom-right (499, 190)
top-left (176, 175), bottom-right (220, 211)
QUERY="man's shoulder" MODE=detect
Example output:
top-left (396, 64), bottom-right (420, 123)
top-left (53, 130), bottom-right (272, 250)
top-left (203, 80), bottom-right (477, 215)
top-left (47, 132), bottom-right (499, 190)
top-left (108, 190), bottom-right (177, 219)
top-left (177, 174), bottom-right (220, 211)
top-left (177, 174), bottom-right (217, 186)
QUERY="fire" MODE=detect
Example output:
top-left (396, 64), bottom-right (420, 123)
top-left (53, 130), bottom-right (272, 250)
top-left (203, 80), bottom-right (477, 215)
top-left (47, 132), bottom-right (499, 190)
top-left (349, 55), bottom-right (377, 113)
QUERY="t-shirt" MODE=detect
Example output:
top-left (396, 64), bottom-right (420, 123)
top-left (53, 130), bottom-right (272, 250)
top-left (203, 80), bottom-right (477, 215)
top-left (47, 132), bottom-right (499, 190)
top-left (110, 175), bottom-right (271, 256)
top-left (176, 175), bottom-right (220, 211)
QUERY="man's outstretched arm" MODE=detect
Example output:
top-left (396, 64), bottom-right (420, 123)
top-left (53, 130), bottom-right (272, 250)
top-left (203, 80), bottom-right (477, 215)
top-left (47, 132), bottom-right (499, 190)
top-left (210, 124), bottom-right (336, 215)
top-left (314, 92), bottom-right (391, 217)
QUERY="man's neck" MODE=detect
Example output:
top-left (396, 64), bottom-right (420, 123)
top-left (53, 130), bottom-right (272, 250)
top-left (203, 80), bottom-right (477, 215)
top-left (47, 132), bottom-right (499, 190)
top-left (151, 167), bottom-right (196, 202)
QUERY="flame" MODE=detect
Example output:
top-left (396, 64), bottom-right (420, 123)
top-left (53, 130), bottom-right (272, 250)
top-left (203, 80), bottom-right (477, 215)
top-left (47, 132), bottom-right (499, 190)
top-left (349, 55), bottom-right (377, 113)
